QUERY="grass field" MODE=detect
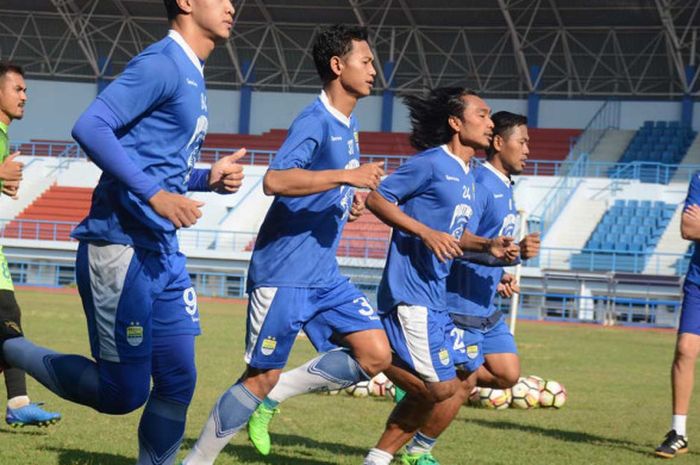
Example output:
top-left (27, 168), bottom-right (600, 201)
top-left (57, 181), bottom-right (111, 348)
top-left (0, 289), bottom-right (698, 465)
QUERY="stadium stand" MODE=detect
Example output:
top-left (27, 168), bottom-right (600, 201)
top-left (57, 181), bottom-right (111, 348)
top-left (571, 199), bottom-right (677, 272)
top-left (338, 192), bottom-right (391, 259)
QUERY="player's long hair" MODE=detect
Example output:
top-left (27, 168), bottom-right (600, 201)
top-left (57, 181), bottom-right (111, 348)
top-left (313, 24), bottom-right (369, 84)
top-left (486, 111), bottom-right (528, 158)
top-left (404, 87), bottom-right (478, 151)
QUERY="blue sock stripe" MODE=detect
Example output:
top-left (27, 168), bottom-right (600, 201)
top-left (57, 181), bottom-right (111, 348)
top-left (262, 397), bottom-right (279, 409)
top-left (213, 382), bottom-right (261, 438)
top-left (414, 431), bottom-right (437, 448)
top-left (307, 349), bottom-right (365, 387)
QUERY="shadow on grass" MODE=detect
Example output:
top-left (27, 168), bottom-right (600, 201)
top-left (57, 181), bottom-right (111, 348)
top-left (42, 446), bottom-right (133, 465)
top-left (182, 433), bottom-right (364, 464)
top-left (465, 418), bottom-right (649, 455)
top-left (0, 426), bottom-right (46, 436)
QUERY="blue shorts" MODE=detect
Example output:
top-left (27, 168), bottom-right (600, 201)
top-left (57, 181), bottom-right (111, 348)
top-left (245, 278), bottom-right (382, 369)
top-left (76, 242), bottom-right (200, 364)
top-left (452, 317), bottom-right (517, 373)
top-left (382, 305), bottom-right (461, 383)
top-left (679, 279), bottom-right (700, 336)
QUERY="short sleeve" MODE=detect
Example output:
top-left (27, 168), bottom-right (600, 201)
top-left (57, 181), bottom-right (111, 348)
top-left (97, 53), bottom-right (179, 128)
top-left (270, 114), bottom-right (322, 170)
top-left (685, 172), bottom-right (700, 209)
top-left (377, 155), bottom-right (432, 204)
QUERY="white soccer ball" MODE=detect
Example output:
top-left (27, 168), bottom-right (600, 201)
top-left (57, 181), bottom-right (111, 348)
top-left (466, 386), bottom-right (481, 407)
top-left (510, 378), bottom-right (540, 409)
top-left (479, 387), bottom-right (511, 410)
top-left (526, 375), bottom-right (546, 392)
top-left (345, 380), bottom-right (373, 398)
top-left (539, 380), bottom-right (567, 408)
top-left (370, 373), bottom-right (395, 398)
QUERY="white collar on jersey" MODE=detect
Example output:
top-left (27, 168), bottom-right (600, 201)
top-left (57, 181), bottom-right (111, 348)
top-left (319, 90), bottom-right (351, 128)
top-left (440, 145), bottom-right (470, 175)
top-left (483, 160), bottom-right (513, 187)
top-left (168, 29), bottom-right (204, 77)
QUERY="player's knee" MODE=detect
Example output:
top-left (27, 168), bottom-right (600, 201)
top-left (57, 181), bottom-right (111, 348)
top-left (99, 383), bottom-right (150, 414)
top-left (427, 378), bottom-right (459, 402)
top-left (357, 350), bottom-right (391, 377)
top-left (675, 336), bottom-right (700, 360)
top-left (153, 366), bottom-right (197, 405)
top-left (496, 370), bottom-right (520, 389)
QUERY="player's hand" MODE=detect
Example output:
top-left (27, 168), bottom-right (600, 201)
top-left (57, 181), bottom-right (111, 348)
top-left (684, 204), bottom-right (700, 221)
top-left (496, 273), bottom-right (520, 298)
top-left (345, 161), bottom-right (385, 190)
top-left (1, 180), bottom-right (20, 199)
top-left (0, 152), bottom-right (23, 182)
top-left (209, 148), bottom-right (246, 194)
top-left (519, 232), bottom-right (541, 260)
top-left (487, 236), bottom-right (520, 262)
top-left (420, 228), bottom-right (463, 263)
top-left (148, 189), bottom-right (204, 228)
top-left (348, 192), bottom-right (365, 222)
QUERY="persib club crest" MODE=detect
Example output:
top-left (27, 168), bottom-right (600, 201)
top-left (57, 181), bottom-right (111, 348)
top-left (261, 336), bottom-right (277, 356)
top-left (126, 323), bottom-right (144, 347)
top-left (438, 348), bottom-right (451, 366)
top-left (467, 344), bottom-right (479, 360)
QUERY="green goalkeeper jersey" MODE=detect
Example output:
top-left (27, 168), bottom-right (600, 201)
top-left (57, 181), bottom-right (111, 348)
top-left (0, 121), bottom-right (14, 291)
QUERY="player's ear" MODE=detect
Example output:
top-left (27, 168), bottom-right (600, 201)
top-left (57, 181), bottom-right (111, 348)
top-left (493, 134), bottom-right (504, 152)
top-left (175, 0), bottom-right (193, 14)
top-left (447, 115), bottom-right (461, 133)
top-left (329, 55), bottom-right (344, 79)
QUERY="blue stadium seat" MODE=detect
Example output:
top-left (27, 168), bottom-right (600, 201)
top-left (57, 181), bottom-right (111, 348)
top-left (627, 200), bottom-right (639, 209)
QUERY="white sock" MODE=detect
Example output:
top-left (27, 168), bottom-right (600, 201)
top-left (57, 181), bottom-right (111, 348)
top-left (269, 351), bottom-right (366, 403)
top-left (672, 415), bottom-right (687, 437)
top-left (363, 448), bottom-right (393, 465)
top-left (7, 395), bottom-right (30, 409)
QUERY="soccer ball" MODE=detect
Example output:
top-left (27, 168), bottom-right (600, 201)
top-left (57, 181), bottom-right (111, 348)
top-left (324, 388), bottom-right (342, 396)
top-left (370, 373), bottom-right (395, 398)
top-left (539, 380), bottom-right (567, 408)
top-left (479, 388), bottom-right (511, 409)
top-left (466, 386), bottom-right (481, 407)
top-left (526, 375), bottom-right (546, 392)
top-left (510, 378), bottom-right (540, 409)
top-left (345, 380), bottom-right (372, 398)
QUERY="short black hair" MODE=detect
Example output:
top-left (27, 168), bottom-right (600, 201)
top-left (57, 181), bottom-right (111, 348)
top-left (0, 63), bottom-right (24, 80)
top-left (485, 111), bottom-right (528, 158)
top-left (312, 24), bottom-right (369, 84)
top-left (163, 0), bottom-right (182, 21)
top-left (404, 87), bottom-right (478, 151)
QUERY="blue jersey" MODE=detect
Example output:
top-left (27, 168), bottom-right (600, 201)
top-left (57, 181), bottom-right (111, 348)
top-left (685, 172), bottom-right (700, 285)
top-left (72, 31), bottom-right (208, 253)
top-left (376, 146), bottom-right (476, 313)
top-left (447, 162), bottom-right (518, 317)
top-left (246, 92), bottom-right (360, 291)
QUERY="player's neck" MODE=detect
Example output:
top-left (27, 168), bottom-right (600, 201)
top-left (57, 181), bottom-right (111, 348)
top-left (322, 83), bottom-right (358, 118)
top-left (487, 157), bottom-right (510, 177)
top-left (0, 112), bottom-right (11, 127)
top-left (170, 22), bottom-right (216, 61)
top-left (447, 139), bottom-right (476, 164)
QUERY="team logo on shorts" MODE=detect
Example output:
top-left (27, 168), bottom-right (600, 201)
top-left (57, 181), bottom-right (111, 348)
top-left (261, 336), bottom-right (277, 356)
top-left (126, 324), bottom-right (144, 347)
top-left (466, 345), bottom-right (479, 360)
top-left (438, 348), bottom-right (451, 366)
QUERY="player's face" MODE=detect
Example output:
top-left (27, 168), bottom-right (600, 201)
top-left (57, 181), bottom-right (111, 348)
top-left (338, 40), bottom-right (376, 98)
top-left (498, 125), bottom-right (530, 175)
top-left (455, 95), bottom-right (493, 150)
top-left (0, 72), bottom-right (27, 124)
top-left (191, 0), bottom-right (235, 42)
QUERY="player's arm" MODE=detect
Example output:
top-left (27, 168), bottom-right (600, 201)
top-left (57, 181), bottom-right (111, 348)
top-left (681, 204), bottom-right (700, 241)
top-left (0, 152), bottom-right (22, 183)
top-left (263, 161), bottom-right (385, 197)
top-left (347, 192), bottom-right (365, 222)
top-left (519, 232), bottom-right (541, 259)
top-left (458, 232), bottom-right (519, 264)
top-left (188, 148), bottom-right (247, 194)
top-left (366, 190), bottom-right (462, 263)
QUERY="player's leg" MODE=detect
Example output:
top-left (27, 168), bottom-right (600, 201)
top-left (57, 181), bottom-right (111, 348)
top-left (474, 319), bottom-right (520, 389)
top-left (656, 280), bottom-right (700, 458)
top-left (364, 306), bottom-right (459, 465)
top-left (0, 242), bottom-right (154, 414)
top-left (183, 287), bottom-right (309, 465)
top-left (0, 287), bottom-right (61, 427)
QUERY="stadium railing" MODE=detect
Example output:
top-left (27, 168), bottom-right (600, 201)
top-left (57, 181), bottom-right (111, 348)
top-left (533, 246), bottom-right (688, 275)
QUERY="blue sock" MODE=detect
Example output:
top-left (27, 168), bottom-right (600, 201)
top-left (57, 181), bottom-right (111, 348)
top-left (262, 397), bottom-right (279, 409)
top-left (308, 349), bottom-right (370, 386)
top-left (138, 395), bottom-right (187, 465)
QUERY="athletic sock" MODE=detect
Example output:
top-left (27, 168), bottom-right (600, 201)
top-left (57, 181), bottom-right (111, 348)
top-left (137, 395), bottom-right (187, 465)
top-left (7, 395), bottom-right (30, 409)
top-left (406, 431), bottom-right (437, 455)
top-left (363, 448), bottom-right (393, 465)
top-left (183, 382), bottom-right (261, 465)
top-left (261, 397), bottom-right (279, 410)
top-left (267, 350), bottom-right (369, 403)
top-left (672, 415), bottom-right (687, 437)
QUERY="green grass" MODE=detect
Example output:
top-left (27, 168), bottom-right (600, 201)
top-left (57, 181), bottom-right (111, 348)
top-left (0, 289), bottom-right (698, 464)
